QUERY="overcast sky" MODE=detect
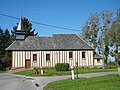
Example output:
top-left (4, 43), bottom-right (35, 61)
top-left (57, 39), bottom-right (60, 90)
top-left (0, 0), bottom-right (120, 36)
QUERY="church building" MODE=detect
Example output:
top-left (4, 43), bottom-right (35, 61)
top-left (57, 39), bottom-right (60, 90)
top-left (6, 17), bottom-right (103, 69)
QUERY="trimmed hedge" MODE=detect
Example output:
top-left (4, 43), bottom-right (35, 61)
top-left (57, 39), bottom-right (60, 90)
top-left (55, 63), bottom-right (69, 71)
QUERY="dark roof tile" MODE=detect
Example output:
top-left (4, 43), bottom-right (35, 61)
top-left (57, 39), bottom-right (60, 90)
top-left (6, 34), bottom-right (94, 50)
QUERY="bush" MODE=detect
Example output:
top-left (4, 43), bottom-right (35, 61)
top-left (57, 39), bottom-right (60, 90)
top-left (55, 63), bottom-right (69, 71)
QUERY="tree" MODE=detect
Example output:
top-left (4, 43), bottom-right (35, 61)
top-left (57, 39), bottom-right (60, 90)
top-left (82, 10), bottom-right (113, 68)
top-left (0, 28), bottom-right (12, 70)
top-left (82, 13), bottom-right (100, 51)
top-left (100, 10), bottom-right (113, 67)
top-left (108, 8), bottom-right (120, 64)
top-left (11, 17), bottom-right (38, 38)
top-left (0, 28), bottom-right (12, 55)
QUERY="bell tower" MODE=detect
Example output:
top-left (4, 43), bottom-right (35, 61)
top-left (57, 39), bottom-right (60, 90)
top-left (16, 17), bottom-right (26, 40)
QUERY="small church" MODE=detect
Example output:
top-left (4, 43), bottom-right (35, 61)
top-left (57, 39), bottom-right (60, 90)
top-left (6, 17), bottom-right (103, 69)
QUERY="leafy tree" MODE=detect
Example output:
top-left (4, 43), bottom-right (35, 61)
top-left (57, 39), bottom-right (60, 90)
top-left (0, 27), bottom-right (4, 55)
top-left (108, 8), bottom-right (120, 64)
top-left (11, 17), bottom-right (38, 38)
top-left (4, 52), bottom-right (12, 68)
top-left (0, 28), bottom-right (12, 55)
top-left (100, 10), bottom-right (113, 67)
top-left (0, 28), bottom-right (12, 70)
top-left (82, 10), bottom-right (113, 68)
top-left (82, 13), bottom-right (100, 51)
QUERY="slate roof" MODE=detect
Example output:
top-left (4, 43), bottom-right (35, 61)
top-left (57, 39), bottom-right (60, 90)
top-left (5, 34), bottom-right (94, 51)
top-left (94, 53), bottom-right (103, 59)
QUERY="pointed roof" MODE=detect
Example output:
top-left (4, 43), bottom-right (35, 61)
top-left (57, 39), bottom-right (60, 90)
top-left (17, 17), bottom-right (25, 31)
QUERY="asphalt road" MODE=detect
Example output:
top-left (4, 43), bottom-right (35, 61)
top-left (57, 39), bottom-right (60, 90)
top-left (0, 72), bottom-right (117, 90)
top-left (0, 73), bottom-right (37, 90)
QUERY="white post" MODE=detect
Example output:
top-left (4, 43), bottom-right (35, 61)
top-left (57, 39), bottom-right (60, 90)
top-left (71, 66), bottom-right (75, 80)
top-left (40, 66), bottom-right (43, 75)
top-left (118, 68), bottom-right (120, 75)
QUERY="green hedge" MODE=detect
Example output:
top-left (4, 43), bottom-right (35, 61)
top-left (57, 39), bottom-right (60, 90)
top-left (55, 63), bottom-right (69, 71)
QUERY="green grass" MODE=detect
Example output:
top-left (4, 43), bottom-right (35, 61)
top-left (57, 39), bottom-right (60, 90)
top-left (14, 68), bottom-right (117, 76)
top-left (0, 70), bottom-right (8, 74)
top-left (44, 75), bottom-right (120, 90)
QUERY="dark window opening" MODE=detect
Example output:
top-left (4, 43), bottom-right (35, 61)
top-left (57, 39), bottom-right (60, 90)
top-left (82, 52), bottom-right (85, 58)
top-left (46, 54), bottom-right (50, 61)
top-left (69, 52), bottom-right (73, 59)
top-left (33, 54), bottom-right (37, 61)
top-left (97, 59), bottom-right (100, 63)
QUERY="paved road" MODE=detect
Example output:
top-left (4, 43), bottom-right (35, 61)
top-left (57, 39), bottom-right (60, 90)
top-left (0, 72), bottom-right (117, 90)
top-left (0, 73), bottom-right (37, 90)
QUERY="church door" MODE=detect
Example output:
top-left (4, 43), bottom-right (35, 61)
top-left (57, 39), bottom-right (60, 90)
top-left (25, 59), bottom-right (31, 69)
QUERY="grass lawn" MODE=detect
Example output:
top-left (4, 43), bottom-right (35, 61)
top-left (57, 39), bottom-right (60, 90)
top-left (14, 68), bottom-right (117, 76)
top-left (0, 70), bottom-right (7, 74)
top-left (44, 75), bottom-right (120, 90)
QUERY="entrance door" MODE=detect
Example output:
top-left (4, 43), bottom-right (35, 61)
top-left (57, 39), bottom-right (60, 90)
top-left (25, 60), bottom-right (31, 69)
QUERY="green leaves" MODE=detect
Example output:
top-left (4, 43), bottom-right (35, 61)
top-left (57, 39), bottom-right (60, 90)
top-left (82, 13), bottom-right (100, 49)
top-left (0, 28), bottom-right (12, 55)
top-left (82, 8), bottom-right (120, 66)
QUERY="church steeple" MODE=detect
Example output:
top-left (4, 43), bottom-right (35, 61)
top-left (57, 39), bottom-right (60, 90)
top-left (17, 17), bottom-right (24, 31)
top-left (16, 17), bottom-right (26, 40)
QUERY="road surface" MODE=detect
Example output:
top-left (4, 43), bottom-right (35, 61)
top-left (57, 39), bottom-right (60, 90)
top-left (0, 72), bottom-right (117, 90)
top-left (0, 73), bottom-right (37, 90)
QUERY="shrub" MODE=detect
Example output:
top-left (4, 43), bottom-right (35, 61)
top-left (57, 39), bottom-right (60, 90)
top-left (55, 63), bottom-right (69, 71)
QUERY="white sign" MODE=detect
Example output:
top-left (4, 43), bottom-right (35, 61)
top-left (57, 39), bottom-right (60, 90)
top-left (118, 46), bottom-right (120, 53)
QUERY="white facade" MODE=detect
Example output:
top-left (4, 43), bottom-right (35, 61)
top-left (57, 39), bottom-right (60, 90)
top-left (12, 50), bottom-right (103, 69)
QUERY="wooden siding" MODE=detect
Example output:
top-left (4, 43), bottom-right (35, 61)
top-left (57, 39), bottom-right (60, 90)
top-left (12, 50), bottom-right (103, 68)
top-left (94, 59), bottom-right (103, 66)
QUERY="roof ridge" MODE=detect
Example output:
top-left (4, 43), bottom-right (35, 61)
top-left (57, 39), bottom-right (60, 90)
top-left (76, 34), bottom-right (94, 49)
top-left (53, 34), bottom-right (75, 36)
top-left (5, 40), bottom-right (16, 50)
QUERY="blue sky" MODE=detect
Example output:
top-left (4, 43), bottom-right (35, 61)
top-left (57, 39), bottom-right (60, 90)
top-left (0, 0), bottom-right (120, 36)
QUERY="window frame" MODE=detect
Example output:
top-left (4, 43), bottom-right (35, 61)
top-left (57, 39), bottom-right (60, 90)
top-left (69, 52), bottom-right (73, 59)
top-left (46, 54), bottom-right (50, 61)
top-left (97, 59), bottom-right (100, 63)
top-left (33, 54), bottom-right (37, 62)
top-left (82, 51), bottom-right (85, 59)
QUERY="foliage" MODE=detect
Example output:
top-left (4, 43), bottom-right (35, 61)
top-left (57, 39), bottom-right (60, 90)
top-left (100, 10), bottom-right (113, 67)
top-left (44, 75), bottom-right (120, 90)
top-left (81, 9), bottom-right (120, 67)
top-left (0, 52), bottom-right (12, 71)
top-left (82, 13), bottom-right (100, 50)
top-left (0, 55), bottom-right (6, 70)
top-left (4, 52), bottom-right (12, 68)
top-left (55, 63), bottom-right (69, 71)
top-left (0, 28), bottom-right (12, 70)
top-left (0, 28), bottom-right (12, 55)
top-left (108, 61), bottom-right (117, 68)
top-left (11, 17), bottom-right (38, 38)
top-left (108, 8), bottom-right (120, 63)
